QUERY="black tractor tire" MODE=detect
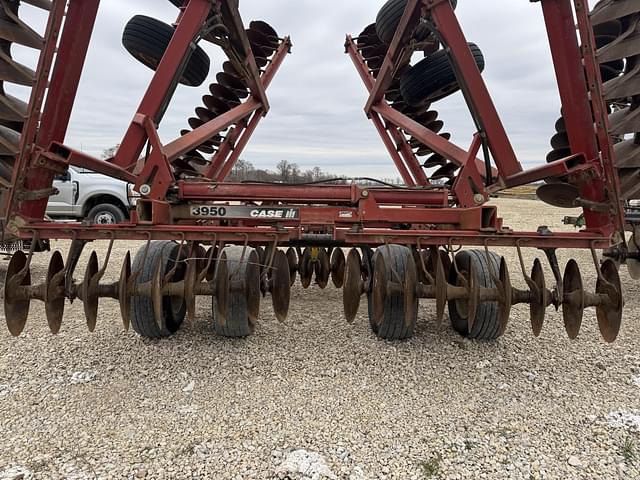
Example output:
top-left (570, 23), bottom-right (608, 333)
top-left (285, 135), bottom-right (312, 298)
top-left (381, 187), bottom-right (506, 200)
top-left (400, 42), bottom-right (484, 107)
top-left (122, 15), bottom-right (210, 87)
top-left (367, 245), bottom-right (418, 340)
top-left (86, 203), bottom-right (126, 225)
top-left (213, 246), bottom-right (259, 338)
top-left (375, 0), bottom-right (457, 45)
top-left (130, 241), bottom-right (187, 338)
top-left (448, 249), bottom-right (502, 340)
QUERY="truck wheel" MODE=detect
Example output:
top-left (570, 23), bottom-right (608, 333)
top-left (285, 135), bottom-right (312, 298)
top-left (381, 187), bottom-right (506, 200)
top-left (448, 250), bottom-right (502, 340)
top-left (86, 203), bottom-right (126, 225)
top-left (400, 43), bottom-right (485, 106)
top-left (212, 246), bottom-right (261, 337)
top-left (130, 241), bottom-right (187, 338)
top-left (375, 0), bottom-right (457, 45)
top-left (367, 245), bottom-right (418, 340)
top-left (122, 15), bottom-right (210, 87)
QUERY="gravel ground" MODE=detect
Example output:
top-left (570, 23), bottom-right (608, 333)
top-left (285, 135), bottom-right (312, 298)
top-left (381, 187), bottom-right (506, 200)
top-left (0, 198), bottom-right (639, 479)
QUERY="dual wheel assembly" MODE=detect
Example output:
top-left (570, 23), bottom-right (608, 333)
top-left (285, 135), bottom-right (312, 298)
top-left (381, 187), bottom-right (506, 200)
top-left (342, 245), bottom-right (624, 342)
top-left (126, 242), bottom-right (293, 338)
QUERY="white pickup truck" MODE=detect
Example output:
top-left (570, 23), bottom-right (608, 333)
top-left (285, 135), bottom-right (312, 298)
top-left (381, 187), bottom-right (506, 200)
top-left (47, 167), bottom-right (136, 224)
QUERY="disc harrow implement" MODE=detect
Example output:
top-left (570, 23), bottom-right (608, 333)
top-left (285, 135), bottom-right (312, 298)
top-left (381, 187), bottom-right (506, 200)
top-left (0, 0), bottom-right (635, 345)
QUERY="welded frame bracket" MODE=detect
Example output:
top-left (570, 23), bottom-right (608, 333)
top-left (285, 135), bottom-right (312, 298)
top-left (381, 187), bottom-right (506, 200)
top-left (134, 114), bottom-right (175, 201)
top-left (452, 134), bottom-right (487, 208)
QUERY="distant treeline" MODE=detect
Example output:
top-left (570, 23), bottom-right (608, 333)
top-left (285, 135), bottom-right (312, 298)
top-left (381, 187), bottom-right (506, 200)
top-left (228, 159), bottom-right (404, 186)
top-left (101, 146), bottom-right (404, 185)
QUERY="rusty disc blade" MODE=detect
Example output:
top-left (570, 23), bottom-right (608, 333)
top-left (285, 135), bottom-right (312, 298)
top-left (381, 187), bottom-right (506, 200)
top-left (551, 131), bottom-right (570, 149)
top-left (413, 249), bottom-right (428, 284)
top-left (628, 233), bottom-right (640, 280)
top-left (497, 257), bottom-right (512, 336)
top-left (315, 248), bottom-right (330, 289)
top-left (432, 250), bottom-right (452, 279)
top-left (270, 250), bottom-right (291, 322)
top-left (216, 72), bottom-right (248, 98)
top-left (202, 94), bottom-right (231, 115)
top-left (246, 249), bottom-right (261, 323)
top-left (466, 262), bottom-right (479, 333)
top-left (361, 44), bottom-right (387, 59)
top-left (45, 251), bottom-right (65, 335)
top-left (214, 251), bottom-right (229, 326)
top-left (255, 246), bottom-right (267, 296)
top-left (415, 146), bottom-right (434, 157)
top-left (246, 28), bottom-right (277, 56)
top-left (82, 251), bottom-right (99, 333)
top-left (204, 246), bottom-right (219, 282)
top-left (330, 248), bottom-right (346, 288)
top-left (412, 110), bottom-right (438, 126)
top-left (435, 252), bottom-right (448, 327)
top-left (188, 117), bottom-right (204, 130)
top-left (343, 249), bottom-right (363, 323)
top-left (151, 256), bottom-right (165, 331)
top-left (119, 251), bottom-right (132, 331)
top-left (249, 20), bottom-right (279, 41)
top-left (385, 89), bottom-right (402, 102)
top-left (367, 56), bottom-right (384, 71)
top-left (250, 42), bottom-right (267, 63)
top-left (209, 83), bottom-right (240, 106)
top-left (370, 252), bottom-right (387, 328)
top-left (536, 183), bottom-right (579, 208)
top-left (596, 259), bottom-right (624, 343)
top-left (4, 250), bottom-right (31, 336)
top-left (184, 257), bottom-right (198, 323)
top-left (285, 248), bottom-right (297, 286)
top-left (546, 147), bottom-right (571, 163)
top-left (424, 153), bottom-right (447, 169)
top-left (529, 258), bottom-right (548, 337)
top-left (195, 106), bottom-right (216, 123)
top-left (562, 259), bottom-right (584, 339)
top-left (222, 60), bottom-right (241, 77)
top-left (358, 23), bottom-right (377, 39)
top-left (431, 162), bottom-right (459, 180)
top-left (424, 119), bottom-right (445, 134)
top-left (299, 248), bottom-right (313, 289)
top-left (403, 252), bottom-right (418, 329)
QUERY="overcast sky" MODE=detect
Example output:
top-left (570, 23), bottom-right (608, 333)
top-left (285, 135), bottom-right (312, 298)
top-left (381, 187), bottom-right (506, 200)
top-left (12, 1), bottom-right (596, 178)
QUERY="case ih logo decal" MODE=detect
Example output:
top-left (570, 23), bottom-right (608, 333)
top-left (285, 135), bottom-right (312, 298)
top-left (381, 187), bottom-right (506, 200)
top-left (190, 206), bottom-right (299, 220)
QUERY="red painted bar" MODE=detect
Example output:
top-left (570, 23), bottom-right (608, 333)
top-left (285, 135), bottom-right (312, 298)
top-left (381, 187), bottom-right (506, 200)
top-left (539, 0), bottom-right (612, 233)
top-left (14, 0), bottom-right (99, 221)
top-left (21, 222), bottom-right (611, 250)
top-left (376, 103), bottom-right (492, 178)
top-left (216, 111), bottom-right (264, 181)
top-left (364, 0), bottom-right (421, 113)
top-left (164, 100), bottom-right (260, 161)
top-left (370, 112), bottom-right (416, 186)
top-left (573, 1), bottom-right (626, 235)
top-left (430, 0), bottom-right (522, 179)
top-left (113, 0), bottom-right (212, 169)
top-left (179, 182), bottom-right (449, 205)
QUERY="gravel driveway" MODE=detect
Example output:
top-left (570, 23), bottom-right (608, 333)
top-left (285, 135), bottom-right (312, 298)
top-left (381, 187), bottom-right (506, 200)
top-left (0, 199), bottom-right (639, 479)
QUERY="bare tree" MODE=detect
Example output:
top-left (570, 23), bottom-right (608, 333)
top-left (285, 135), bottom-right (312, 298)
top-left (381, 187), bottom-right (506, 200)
top-left (276, 160), bottom-right (300, 182)
top-left (231, 159), bottom-right (254, 180)
top-left (101, 144), bottom-right (120, 159)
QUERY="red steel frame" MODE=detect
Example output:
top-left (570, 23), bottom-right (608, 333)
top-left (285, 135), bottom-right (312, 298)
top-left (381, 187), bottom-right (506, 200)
top-left (1, 0), bottom-right (628, 252)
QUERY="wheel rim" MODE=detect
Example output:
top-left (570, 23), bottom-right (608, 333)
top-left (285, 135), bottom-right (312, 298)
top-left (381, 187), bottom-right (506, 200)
top-left (94, 211), bottom-right (117, 224)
